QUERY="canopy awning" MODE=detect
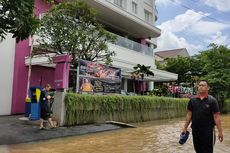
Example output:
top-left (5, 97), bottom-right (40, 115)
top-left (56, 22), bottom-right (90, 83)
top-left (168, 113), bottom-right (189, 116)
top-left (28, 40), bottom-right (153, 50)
top-left (25, 54), bottom-right (178, 82)
top-left (120, 67), bottom-right (178, 82)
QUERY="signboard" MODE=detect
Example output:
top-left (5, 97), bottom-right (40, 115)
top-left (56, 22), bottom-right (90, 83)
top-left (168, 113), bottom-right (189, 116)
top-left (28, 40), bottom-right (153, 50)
top-left (79, 77), bottom-right (121, 93)
top-left (78, 59), bottom-right (121, 80)
top-left (77, 59), bottom-right (121, 93)
top-left (168, 85), bottom-right (194, 98)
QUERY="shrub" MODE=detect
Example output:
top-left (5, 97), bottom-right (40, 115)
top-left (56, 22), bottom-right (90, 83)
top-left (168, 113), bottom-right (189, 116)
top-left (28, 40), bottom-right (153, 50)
top-left (64, 93), bottom-right (189, 126)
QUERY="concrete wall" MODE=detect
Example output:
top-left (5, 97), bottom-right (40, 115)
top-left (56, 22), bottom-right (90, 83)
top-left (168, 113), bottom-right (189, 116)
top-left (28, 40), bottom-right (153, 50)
top-left (0, 34), bottom-right (16, 115)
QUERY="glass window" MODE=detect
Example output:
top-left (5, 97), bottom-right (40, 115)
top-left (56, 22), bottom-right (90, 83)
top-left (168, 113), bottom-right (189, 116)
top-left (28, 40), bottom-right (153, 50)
top-left (132, 2), bottom-right (137, 14)
top-left (144, 10), bottom-right (151, 23)
top-left (114, 0), bottom-right (123, 8)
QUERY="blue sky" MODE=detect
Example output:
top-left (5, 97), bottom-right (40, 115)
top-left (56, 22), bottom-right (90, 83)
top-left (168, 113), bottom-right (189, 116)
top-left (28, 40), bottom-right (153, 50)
top-left (155, 0), bottom-right (230, 55)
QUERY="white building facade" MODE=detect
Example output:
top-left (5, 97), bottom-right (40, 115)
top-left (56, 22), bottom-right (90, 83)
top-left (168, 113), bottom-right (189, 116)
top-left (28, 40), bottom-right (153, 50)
top-left (0, 34), bottom-right (16, 115)
top-left (0, 0), bottom-right (178, 115)
top-left (84, 0), bottom-right (177, 92)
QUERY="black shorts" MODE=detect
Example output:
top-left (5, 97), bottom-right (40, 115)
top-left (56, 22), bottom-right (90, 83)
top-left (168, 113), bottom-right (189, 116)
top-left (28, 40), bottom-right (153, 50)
top-left (192, 127), bottom-right (215, 153)
top-left (40, 103), bottom-right (51, 120)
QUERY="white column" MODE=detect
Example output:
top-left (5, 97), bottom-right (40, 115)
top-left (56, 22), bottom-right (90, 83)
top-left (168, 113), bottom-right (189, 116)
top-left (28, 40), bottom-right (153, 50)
top-left (0, 34), bottom-right (15, 115)
top-left (53, 91), bottom-right (66, 126)
top-left (148, 81), bottom-right (154, 91)
top-left (124, 78), bottom-right (128, 92)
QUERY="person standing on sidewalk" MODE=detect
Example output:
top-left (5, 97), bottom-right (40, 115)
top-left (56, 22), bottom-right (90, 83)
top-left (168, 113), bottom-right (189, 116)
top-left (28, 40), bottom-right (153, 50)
top-left (182, 80), bottom-right (223, 153)
top-left (40, 84), bottom-right (55, 130)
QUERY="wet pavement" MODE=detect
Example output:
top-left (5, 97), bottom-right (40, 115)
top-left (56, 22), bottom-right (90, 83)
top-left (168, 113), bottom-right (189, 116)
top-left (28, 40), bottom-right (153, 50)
top-left (1, 115), bottom-right (230, 153)
top-left (0, 115), bottom-right (121, 145)
top-left (0, 115), bottom-right (230, 153)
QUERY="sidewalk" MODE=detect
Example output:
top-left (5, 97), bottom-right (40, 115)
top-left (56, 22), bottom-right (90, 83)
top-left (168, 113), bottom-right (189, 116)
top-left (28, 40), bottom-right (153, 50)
top-left (0, 115), bottom-right (121, 145)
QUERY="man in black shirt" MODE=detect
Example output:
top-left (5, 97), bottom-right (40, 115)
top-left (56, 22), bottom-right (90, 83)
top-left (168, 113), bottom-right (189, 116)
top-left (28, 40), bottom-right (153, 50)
top-left (40, 84), bottom-right (55, 130)
top-left (182, 80), bottom-right (223, 153)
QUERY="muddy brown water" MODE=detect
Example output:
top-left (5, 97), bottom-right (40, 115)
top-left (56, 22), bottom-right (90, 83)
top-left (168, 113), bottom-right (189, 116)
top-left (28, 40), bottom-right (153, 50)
top-left (1, 115), bottom-right (230, 153)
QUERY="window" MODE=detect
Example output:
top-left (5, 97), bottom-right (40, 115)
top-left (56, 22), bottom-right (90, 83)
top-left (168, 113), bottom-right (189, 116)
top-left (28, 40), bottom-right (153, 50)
top-left (145, 0), bottom-right (153, 5)
top-left (114, 0), bottom-right (123, 8)
top-left (144, 10), bottom-right (151, 23)
top-left (132, 2), bottom-right (137, 14)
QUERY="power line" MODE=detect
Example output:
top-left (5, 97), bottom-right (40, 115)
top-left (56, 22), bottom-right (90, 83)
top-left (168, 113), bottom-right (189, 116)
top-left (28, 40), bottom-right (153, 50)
top-left (188, 0), bottom-right (200, 3)
top-left (169, 0), bottom-right (228, 24)
top-left (188, 0), bottom-right (230, 16)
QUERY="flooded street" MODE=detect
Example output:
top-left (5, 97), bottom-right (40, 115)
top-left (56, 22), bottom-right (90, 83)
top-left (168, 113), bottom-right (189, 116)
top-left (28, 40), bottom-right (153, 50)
top-left (1, 115), bottom-right (230, 153)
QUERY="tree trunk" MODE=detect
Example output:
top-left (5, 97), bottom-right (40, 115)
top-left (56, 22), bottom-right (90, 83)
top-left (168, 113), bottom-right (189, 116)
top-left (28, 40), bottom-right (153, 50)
top-left (26, 37), bottom-right (34, 98)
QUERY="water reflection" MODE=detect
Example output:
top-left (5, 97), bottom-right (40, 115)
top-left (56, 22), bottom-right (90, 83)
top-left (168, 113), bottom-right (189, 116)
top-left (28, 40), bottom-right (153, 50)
top-left (1, 115), bottom-right (230, 153)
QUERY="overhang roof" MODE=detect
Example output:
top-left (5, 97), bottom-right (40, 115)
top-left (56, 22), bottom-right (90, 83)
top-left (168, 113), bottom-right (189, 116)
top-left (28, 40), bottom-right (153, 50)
top-left (84, 0), bottom-right (161, 38)
top-left (155, 48), bottom-right (189, 59)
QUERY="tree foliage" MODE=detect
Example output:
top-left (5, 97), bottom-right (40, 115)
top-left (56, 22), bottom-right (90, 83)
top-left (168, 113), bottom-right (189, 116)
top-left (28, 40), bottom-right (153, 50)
top-left (197, 44), bottom-right (230, 110)
top-left (160, 44), bottom-right (230, 111)
top-left (163, 56), bottom-right (190, 83)
top-left (0, 0), bottom-right (39, 42)
top-left (37, 0), bottom-right (116, 67)
top-left (162, 55), bottom-right (204, 84)
top-left (133, 64), bottom-right (154, 79)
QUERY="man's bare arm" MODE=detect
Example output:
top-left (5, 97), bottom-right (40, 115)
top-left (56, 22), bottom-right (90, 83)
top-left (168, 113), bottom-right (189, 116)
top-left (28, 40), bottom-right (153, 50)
top-left (214, 113), bottom-right (223, 142)
top-left (182, 111), bottom-right (192, 132)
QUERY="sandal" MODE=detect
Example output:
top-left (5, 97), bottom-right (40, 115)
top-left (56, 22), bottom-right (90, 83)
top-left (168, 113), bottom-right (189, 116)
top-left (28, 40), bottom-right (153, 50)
top-left (40, 127), bottom-right (46, 130)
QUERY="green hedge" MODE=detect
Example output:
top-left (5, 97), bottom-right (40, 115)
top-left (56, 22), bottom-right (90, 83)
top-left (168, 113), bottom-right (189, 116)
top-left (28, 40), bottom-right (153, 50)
top-left (64, 93), bottom-right (189, 126)
top-left (224, 99), bottom-right (230, 113)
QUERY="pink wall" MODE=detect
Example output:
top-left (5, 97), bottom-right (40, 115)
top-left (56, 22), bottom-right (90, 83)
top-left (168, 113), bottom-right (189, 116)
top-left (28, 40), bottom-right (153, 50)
top-left (11, 40), bottom-right (30, 114)
top-left (53, 55), bottom-right (72, 89)
top-left (11, 0), bottom-right (51, 114)
top-left (140, 39), bottom-right (147, 45)
top-left (30, 66), bottom-right (55, 87)
top-left (34, 0), bottom-right (52, 17)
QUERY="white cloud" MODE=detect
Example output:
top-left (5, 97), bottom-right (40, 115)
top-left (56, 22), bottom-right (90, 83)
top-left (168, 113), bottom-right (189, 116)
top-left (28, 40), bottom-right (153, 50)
top-left (155, 29), bottom-right (202, 55)
top-left (156, 9), bottom-right (230, 55)
top-left (207, 32), bottom-right (230, 45)
top-left (156, 0), bottom-right (182, 6)
top-left (159, 10), bottom-right (207, 33)
top-left (189, 21), bottom-right (230, 35)
top-left (156, 10), bottom-right (206, 55)
top-left (204, 0), bottom-right (230, 12)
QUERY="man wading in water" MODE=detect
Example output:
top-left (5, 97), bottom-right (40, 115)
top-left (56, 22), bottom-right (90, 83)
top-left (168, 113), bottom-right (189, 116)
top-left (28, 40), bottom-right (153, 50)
top-left (182, 80), bottom-right (223, 153)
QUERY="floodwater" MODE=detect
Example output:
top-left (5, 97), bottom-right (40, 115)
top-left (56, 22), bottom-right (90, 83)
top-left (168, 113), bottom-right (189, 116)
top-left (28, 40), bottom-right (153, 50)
top-left (1, 115), bottom-right (230, 153)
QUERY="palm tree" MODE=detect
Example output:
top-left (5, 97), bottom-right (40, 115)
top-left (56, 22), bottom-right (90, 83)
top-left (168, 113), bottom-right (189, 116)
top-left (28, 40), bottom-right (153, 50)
top-left (132, 64), bottom-right (154, 95)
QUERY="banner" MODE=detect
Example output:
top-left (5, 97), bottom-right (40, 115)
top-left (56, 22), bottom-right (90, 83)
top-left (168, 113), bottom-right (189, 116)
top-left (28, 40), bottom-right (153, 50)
top-left (78, 59), bottom-right (121, 93)
top-left (78, 59), bottom-right (121, 80)
top-left (79, 77), bottom-right (121, 93)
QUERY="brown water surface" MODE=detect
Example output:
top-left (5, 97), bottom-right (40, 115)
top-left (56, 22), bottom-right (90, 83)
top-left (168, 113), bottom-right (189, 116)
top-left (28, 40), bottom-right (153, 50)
top-left (1, 115), bottom-right (230, 153)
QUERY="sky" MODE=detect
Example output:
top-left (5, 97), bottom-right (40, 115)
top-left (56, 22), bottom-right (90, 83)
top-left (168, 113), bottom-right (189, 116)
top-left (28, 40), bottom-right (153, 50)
top-left (155, 0), bottom-right (230, 55)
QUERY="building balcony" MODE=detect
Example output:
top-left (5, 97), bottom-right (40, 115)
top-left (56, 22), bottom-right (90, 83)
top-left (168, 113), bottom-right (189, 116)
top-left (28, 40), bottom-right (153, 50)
top-left (114, 35), bottom-right (153, 56)
top-left (109, 38), bottom-right (156, 71)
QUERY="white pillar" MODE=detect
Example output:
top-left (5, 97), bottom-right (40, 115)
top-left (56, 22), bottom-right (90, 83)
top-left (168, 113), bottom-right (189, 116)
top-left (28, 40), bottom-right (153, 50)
top-left (148, 81), bottom-right (154, 91)
top-left (0, 34), bottom-right (15, 115)
top-left (53, 90), bottom-right (66, 126)
top-left (124, 78), bottom-right (128, 92)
